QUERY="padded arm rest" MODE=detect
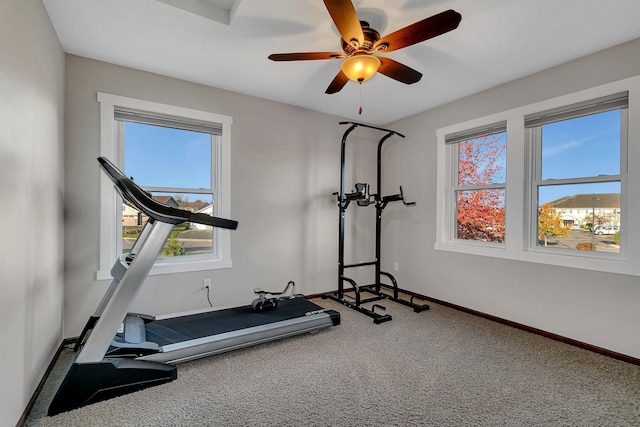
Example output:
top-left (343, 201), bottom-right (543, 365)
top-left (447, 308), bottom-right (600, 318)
top-left (98, 157), bottom-right (238, 230)
top-left (188, 211), bottom-right (238, 229)
top-left (381, 194), bottom-right (403, 203)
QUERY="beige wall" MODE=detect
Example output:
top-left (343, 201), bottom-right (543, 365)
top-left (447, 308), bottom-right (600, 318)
top-left (383, 38), bottom-right (640, 359)
top-left (0, 0), bottom-right (65, 425)
top-left (63, 55), bottom-right (370, 337)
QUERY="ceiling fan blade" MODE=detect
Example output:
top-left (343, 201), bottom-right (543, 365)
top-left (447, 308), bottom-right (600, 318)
top-left (377, 57), bottom-right (422, 84)
top-left (325, 70), bottom-right (350, 94)
top-left (323, 0), bottom-right (364, 48)
top-left (375, 9), bottom-right (461, 52)
top-left (268, 52), bottom-right (345, 61)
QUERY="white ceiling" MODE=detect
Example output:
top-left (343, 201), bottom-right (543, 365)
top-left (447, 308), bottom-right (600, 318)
top-left (43, 0), bottom-right (640, 125)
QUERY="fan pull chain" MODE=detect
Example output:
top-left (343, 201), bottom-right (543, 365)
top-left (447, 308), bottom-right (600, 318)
top-left (358, 83), bottom-right (363, 115)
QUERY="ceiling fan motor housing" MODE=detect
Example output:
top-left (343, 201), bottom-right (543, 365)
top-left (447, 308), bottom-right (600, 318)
top-left (341, 21), bottom-right (384, 55)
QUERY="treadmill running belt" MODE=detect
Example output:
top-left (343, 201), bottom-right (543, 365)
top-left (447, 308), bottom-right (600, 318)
top-left (146, 297), bottom-right (324, 347)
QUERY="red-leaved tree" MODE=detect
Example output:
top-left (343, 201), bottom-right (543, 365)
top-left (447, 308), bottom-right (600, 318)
top-left (456, 134), bottom-right (506, 243)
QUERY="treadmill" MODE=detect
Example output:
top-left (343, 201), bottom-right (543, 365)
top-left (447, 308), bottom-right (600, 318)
top-left (48, 157), bottom-right (340, 416)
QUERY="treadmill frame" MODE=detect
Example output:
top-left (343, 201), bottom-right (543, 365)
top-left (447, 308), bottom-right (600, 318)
top-left (48, 157), bottom-right (339, 416)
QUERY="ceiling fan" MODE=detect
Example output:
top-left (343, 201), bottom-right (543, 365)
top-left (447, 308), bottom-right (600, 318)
top-left (268, 0), bottom-right (462, 94)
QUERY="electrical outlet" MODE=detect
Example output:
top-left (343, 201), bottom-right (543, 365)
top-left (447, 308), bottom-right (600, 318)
top-left (393, 262), bottom-right (399, 271)
top-left (203, 278), bottom-right (211, 290)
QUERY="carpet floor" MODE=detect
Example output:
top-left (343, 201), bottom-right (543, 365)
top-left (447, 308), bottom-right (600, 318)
top-left (25, 298), bottom-right (640, 426)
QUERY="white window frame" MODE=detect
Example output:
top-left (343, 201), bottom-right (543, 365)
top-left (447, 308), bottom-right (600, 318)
top-left (96, 92), bottom-right (233, 280)
top-left (446, 122), bottom-right (507, 246)
top-left (436, 75), bottom-right (640, 276)
top-left (526, 92), bottom-right (627, 259)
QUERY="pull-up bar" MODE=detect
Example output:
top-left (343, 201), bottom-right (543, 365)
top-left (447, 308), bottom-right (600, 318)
top-left (339, 121), bottom-right (406, 139)
top-left (323, 122), bottom-right (429, 324)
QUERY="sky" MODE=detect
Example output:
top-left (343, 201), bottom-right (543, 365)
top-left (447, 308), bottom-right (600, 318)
top-left (124, 122), bottom-right (213, 201)
top-left (538, 109), bottom-right (621, 203)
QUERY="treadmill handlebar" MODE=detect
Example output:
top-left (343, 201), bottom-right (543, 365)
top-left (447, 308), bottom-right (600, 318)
top-left (97, 157), bottom-right (238, 230)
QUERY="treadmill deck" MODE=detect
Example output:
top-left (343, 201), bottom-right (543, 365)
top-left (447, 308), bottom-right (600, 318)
top-left (146, 297), bottom-right (329, 347)
top-left (129, 297), bottom-right (339, 364)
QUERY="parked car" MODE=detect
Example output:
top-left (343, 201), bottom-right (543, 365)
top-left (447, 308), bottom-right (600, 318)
top-left (571, 224), bottom-right (580, 230)
top-left (594, 225), bottom-right (619, 235)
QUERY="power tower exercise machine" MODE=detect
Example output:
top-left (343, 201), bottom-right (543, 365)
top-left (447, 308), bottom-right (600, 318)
top-left (323, 122), bottom-right (429, 323)
top-left (49, 157), bottom-right (340, 415)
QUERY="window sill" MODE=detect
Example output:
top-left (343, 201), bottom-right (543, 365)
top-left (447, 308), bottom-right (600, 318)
top-left (434, 241), bottom-right (636, 276)
top-left (96, 257), bottom-right (232, 281)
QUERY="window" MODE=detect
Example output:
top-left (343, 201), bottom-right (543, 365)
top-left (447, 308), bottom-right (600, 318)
top-left (436, 75), bottom-right (640, 276)
top-left (118, 112), bottom-right (218, 258)
top-left (527, 93), bottom-right (627, 254)
top-left (446, 123), bottom-right (506, 243)
top-left (97, 93), bottom-right (232, 279)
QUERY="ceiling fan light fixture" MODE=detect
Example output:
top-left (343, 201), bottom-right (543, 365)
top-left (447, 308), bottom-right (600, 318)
top-left (267, 2), bottom-right (462, 94)
top-left (340, 54), bottom-right (380, 83)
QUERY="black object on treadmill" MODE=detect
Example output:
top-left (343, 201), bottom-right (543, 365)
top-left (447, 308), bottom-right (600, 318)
top-left (251, 297), bottom-right (278, 313)
top-left (97, 157), bottom-right (238, 230)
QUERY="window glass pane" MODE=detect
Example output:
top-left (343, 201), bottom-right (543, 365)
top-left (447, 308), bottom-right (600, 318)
top-left (537, 183), bottom-right (620, 253)
top-left (456, 189), bottom-right (505, 243)
top-left (458, 131), bottom-right (506, 187)
top-left (122, 193), bottom-right (215, 257)
top-left (123, 122), bottom-right (212, 189)
top-left (541, 110), bottom-right (620, 180)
